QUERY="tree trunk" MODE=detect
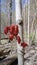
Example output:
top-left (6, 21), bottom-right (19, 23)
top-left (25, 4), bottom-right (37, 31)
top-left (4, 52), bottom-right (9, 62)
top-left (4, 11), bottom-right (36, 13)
top-left (15, 0), bottom-right (24, 65)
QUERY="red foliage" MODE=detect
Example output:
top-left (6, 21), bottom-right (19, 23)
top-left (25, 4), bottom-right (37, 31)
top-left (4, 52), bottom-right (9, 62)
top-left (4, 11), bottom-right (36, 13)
top-left (9, 34), bottom-right (14, 40)
top-left (14, 25), bottom-right (19, 36)
top-left (9, 24), bottom-right (15, 34)
top-left (21, 42), bottom-right (28, 48)
top-left (16, 35), bottom-right (21, 44)
top-left (4, 24), bottom-right (28, 49)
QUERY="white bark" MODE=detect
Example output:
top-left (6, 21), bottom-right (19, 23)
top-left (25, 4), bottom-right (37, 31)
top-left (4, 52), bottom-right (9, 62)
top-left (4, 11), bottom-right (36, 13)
top-left (16, 23), bottom-right (24, 65)
top-left (15, 0), bottom-right (24, 65)
top-left (17, 43), bottom-right (24, 65)
top-left (15, 0), bottom-right (22, 23)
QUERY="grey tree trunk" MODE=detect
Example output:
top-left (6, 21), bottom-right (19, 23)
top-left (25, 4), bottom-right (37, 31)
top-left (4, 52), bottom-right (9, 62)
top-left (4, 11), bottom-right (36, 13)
top-left (15, 0), bottom-right (24, 65)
